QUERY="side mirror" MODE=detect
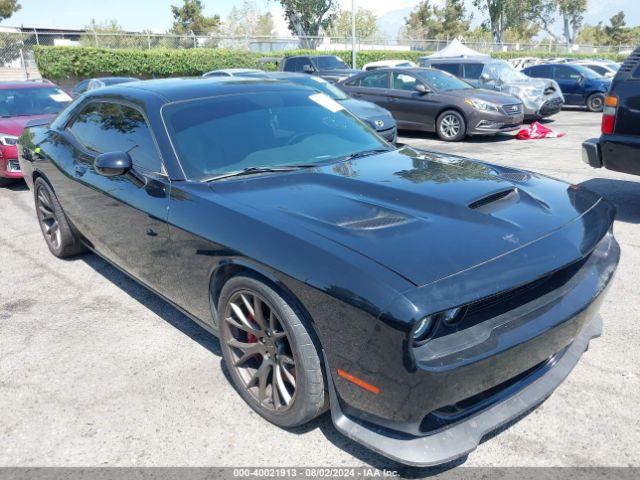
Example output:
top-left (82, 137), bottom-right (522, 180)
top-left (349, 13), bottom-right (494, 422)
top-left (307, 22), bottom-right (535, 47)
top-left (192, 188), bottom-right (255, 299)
top-left (480, 73), bottom-right (492, 82)
top-left (414, 83), bottom-right (430, 94)
top-left (302, 64), bottom-right (315, 74)
top-left (94, 151), bottom-right (132, 177)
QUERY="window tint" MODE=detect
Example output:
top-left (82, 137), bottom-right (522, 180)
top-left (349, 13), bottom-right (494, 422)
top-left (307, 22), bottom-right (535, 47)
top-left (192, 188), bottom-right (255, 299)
top-left (360, 71), bottom-right (388, 88)
top-left (463, 63), bottom-right (484, 79)
top-left (0, 87), bottom-right (72, 116)
top-left (392, 72), bottom-right (419, 91)
top-left (283, 57), bottom-right (300, 72)
top-left (431, 63), bottom-right (461, 76)
top-left (316, 56), bottom-right (348, 70)
top-left (68, 102), bottom-right (161, 172)
top-left (587, 65), bottom-right (607, 76)
top-left (553, 65), bottom-right (581, 80)
top-left (526, 65), bottom-right (551, 77)
top-left (344, 76), bottom-right (361, 87)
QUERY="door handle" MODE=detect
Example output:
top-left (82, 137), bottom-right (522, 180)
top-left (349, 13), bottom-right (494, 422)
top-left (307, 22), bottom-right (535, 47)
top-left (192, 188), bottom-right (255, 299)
top-left (74, 165), bottom-right (87, 176)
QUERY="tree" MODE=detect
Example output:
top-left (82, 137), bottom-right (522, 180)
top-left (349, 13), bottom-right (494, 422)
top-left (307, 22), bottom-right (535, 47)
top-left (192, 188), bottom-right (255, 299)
top-left (170, 0), bottom-right (221, 36)
top-left (473, 0), bottom-right (546, 45)
top-left (472, 0), bottom-right (520, 44)
top-left (329, 8), bottom-right (379, 40)
top-left (431, 0), bottom-right (472, 39)
top-left (604, 11), bottom-right (632, 45)
top-left (223, 1), bottom-right (274, 38)
top-left (277, 0), bottom-right (338, 49)
top-left (576, 23), bottom-right (608, 45)
top-left (80, 19), bottom-right (149, 49)
top-left (0, 0), bottom-right (20, 22)
top-left (557, 0), bottom-right (586, 46)
top-left (402, 1), bottom-right (435, 40)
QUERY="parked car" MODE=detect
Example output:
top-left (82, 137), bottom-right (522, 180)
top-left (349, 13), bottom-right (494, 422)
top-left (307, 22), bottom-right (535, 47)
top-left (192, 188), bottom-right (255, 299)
top-left (0, 81), bottom-right (72, 187)
top-left (71, 77), bottom-right (138, 97)
top-left (362, 59), bottom-right (417, 71)
top-left (338, 67), bottom-right (524, 141)
top-left (202, 68), bottom-right (266, 78)
top-left (18, 76), bottom-right (619, 467)
top-left (522, 63), bottom-right (611, 112)
top-left (419, 57), bottom-right (564, 119)
top-left (249, 72), bottom-right (397, 142)
top-left (280, 55), bottom-right (360, 83)
top-left (583, 45), bottom-right (640, 175)
top-left (569, 60), bottom-right (619, 78)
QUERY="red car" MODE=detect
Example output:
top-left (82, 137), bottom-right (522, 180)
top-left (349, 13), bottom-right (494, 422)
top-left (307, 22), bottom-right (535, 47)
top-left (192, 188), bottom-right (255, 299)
top-left (0, 81), bottom-right (72, 187)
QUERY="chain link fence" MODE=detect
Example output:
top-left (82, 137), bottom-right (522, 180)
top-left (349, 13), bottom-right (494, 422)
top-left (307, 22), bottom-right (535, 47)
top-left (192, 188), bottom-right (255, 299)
top-left (0, 28), bottom-right (635, 80)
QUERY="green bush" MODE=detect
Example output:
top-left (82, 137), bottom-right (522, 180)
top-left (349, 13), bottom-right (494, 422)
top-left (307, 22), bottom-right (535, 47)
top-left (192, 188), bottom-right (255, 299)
top-left (34, 45), bottom-right (628, 81)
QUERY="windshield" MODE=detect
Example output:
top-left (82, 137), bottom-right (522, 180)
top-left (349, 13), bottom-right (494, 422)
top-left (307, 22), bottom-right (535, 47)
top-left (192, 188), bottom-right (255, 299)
top-left (316, 56), bottom-right (349, 70)
top-left (163, 91), bottom-right (387, 180)
top-left (484, 61), bottom-right (529, 82)
top-left (0, 87), bottom-right (72, 117)
top-left (419, 69), bottom-right (473, 91)
top-left (288, 75), bottom-right (349, 100)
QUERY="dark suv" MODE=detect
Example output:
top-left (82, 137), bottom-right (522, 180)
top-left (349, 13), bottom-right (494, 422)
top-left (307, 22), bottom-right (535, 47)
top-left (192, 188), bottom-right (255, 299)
top-left (582, 46), bottom-right (640, 175)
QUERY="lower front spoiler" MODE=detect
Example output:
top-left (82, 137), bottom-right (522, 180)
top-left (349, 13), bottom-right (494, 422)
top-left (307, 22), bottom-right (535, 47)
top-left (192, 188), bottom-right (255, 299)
top-left (325, 313), bottom-right (603, 467)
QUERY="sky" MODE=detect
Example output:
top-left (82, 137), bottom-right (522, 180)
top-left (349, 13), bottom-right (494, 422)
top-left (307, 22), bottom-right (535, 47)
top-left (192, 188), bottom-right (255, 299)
top-left (3, 0), bottom-right (638, 34)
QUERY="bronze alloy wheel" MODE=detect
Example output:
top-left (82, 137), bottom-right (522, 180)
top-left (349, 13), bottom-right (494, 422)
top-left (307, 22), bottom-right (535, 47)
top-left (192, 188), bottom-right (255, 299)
top-left (36, 184), bottom-right (62, 251)
top-left (223, 290), bottom-right (297, 411)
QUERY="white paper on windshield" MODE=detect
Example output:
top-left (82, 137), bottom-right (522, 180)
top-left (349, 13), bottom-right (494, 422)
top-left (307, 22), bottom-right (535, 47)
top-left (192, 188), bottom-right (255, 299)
top-left (50, 91), bottom-right (72, 102)
top-left (309, 93), bottom-right (344, 113)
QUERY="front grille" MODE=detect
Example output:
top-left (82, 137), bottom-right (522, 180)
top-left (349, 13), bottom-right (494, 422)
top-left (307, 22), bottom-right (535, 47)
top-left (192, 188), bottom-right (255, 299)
top-left (544, 86), bottom-right (557, 95)
top-left (501, 103), bottom-right (522, 115)
top-left (7, 159), bottom-right (20, 172)
top-left (540, 97), bottom-right (563, 115)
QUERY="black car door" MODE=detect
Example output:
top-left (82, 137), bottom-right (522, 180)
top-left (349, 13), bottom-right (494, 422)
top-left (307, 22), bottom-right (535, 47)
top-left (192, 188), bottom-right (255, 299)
top-left (57, 100), bottom-right (177, 299)
top-left (386, 71), bottom-right (441, 131)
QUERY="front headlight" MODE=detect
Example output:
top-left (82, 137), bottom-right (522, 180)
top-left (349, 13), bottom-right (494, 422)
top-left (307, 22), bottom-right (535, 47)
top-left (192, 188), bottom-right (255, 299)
top-left (0, 134), bottom-right (19, 146)
top-left (412, 307), bottom-right (466, 345)
top-left (464, 98), bottom-right (500, 112)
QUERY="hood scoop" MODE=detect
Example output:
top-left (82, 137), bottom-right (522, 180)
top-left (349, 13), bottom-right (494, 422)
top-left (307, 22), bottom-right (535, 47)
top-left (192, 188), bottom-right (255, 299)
top-left (468, 188), bottom-right (519, 214)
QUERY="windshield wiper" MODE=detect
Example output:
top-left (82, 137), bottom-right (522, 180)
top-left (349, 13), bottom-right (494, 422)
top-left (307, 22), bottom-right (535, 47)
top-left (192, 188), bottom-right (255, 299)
top-left (204, 165), bottom-right (313, 182)
top-left (344, 148), bottom-right (393, 161)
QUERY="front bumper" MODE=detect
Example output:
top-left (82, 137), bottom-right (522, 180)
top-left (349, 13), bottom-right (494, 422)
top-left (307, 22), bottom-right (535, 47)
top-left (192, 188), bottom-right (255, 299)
top-left (467, 109), bottom-right (523, 136)
top-left (0, 156), bottom-right (23, 179)
top-left (522, 96), bottom-right (564, 118)
top-left (327, 312), bottom-right (603, 466)
top-left (327, 229), bottom-right (619, 466)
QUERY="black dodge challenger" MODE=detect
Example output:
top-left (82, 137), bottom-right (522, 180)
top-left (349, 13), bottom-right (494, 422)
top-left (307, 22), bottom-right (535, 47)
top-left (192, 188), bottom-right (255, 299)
top-left (18, 77), bottom-right (619, 466)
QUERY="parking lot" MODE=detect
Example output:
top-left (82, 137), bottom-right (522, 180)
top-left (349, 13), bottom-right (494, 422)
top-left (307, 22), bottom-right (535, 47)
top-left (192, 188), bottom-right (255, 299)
top-left (1, 109), bottom-right (639, 472)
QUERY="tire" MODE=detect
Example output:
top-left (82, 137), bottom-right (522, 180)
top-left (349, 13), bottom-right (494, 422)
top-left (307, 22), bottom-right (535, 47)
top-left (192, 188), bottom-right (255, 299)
top-left (34, 177), bottom-right (86, 258)
top-left (0, 177), bottom-right (16, 187)
top-left (586, 92), bottom-right (605, 112)
top-left (436, 110), bottom-right (467, 141)
top-left (218, 275), bottom-right (326, 428)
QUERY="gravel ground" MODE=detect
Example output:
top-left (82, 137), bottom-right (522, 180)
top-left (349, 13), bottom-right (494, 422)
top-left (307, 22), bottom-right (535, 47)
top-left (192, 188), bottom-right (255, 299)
top-left (0, 109), bottom-right (639, 474)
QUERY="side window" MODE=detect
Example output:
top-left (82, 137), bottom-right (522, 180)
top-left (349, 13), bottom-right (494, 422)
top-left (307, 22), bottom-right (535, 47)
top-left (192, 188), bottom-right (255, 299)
top-left (392, 72), bottom-right (419, 91)
top-left (554, 66), bottom-right (581, 81)
top-left (431, 63), bottom-right (461, 76)
top-left (67, 102), bottom-right (161, 173)
top-left (283, 57), bottom-right (299, 72)
top-left (344, 76), bottom-right (361, 87)
top-left (360, 71), bottom-right (389, 89)
top-left (463, 63), bottom-right (484, 80)
top-left (299, 57), bottom-right (314, 72)
top-left (526, 65), bottom-right (550, 77)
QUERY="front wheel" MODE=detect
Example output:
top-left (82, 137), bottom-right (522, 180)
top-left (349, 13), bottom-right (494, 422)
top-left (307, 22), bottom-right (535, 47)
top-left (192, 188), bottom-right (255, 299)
top-left (34, 177), bottom-right (86, 258)
top-left (218, 275), bottom-right (326, 428)
top-left (586, 92), bottom-right (605, 112)
top-left (436, 110), bottom-right (467, 141)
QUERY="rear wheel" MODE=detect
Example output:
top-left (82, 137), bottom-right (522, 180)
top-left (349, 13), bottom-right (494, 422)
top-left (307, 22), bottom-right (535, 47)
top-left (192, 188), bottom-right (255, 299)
top-left (436, 110), bottom-right (466, 141)
top-left (218, 275), bottom-right (326, 427)
top-left (586, 92), bottom-right (605, 112)
top-left (34, 177), bottom-right (86, 258)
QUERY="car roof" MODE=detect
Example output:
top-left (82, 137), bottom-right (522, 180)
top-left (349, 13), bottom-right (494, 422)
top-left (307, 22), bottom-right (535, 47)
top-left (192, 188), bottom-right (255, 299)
top-left (211, 68), bottom-right (263, 74)
top-left (0, 81), bottom-right (56, 89)
top-left (104, 77), bottom-right (313, 103)
top-left (419, 57), bottom-right (496, 63)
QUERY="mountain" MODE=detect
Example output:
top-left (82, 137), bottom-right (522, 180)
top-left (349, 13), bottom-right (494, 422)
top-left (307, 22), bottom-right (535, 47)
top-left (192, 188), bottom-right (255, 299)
top-left (376, 7), bottom-right (413, 40)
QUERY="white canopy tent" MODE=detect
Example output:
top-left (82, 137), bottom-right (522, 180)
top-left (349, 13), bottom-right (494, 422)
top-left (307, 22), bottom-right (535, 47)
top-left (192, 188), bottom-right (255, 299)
top-left (426, 39), bottom-right (490, 58)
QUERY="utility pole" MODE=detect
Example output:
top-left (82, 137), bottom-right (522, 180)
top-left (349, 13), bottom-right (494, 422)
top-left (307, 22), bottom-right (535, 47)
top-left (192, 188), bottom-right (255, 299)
top-left (351, 0), bottom-right (356, 68)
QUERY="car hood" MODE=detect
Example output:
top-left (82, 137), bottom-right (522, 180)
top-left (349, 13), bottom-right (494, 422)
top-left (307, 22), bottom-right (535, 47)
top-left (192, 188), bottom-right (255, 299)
top-left (443, 88), bottom-right (522, 105)
top-left (338, 97), bottom-right (395, 129)
top-left (0, 114), bottom-right (56, 136)
top-left (214, 147), bottom-right (604, 286)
